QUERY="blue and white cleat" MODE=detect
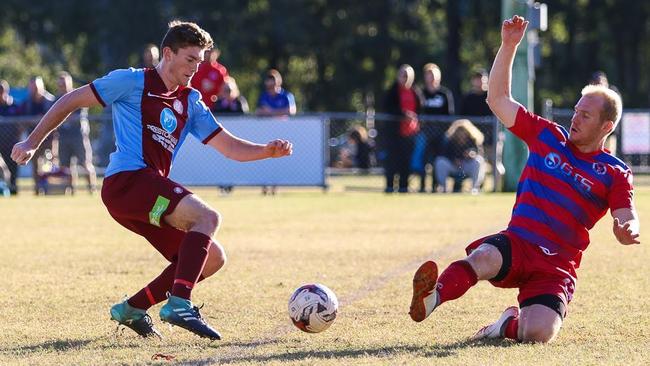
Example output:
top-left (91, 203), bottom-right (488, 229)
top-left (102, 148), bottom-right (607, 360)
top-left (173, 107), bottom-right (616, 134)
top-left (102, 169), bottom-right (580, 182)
top-left (110, 300), bottom-right (162, 339)
top-left (159, 296), bottom-right (222, 340)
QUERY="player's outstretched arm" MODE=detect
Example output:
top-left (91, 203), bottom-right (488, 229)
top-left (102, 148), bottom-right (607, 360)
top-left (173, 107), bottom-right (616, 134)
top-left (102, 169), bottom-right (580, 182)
top-left (486, 15), bottom-right (528, 128)
top-left (11, 85), bottom-right (101, 165)
top-left (207, 129), bottom-right (293, 162)
top-left (611, 208), bottom-right (641, 245)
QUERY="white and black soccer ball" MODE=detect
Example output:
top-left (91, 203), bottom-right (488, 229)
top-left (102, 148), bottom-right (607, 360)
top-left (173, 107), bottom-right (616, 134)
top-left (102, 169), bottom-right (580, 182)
top-left (288, 283), bottom-right (338, 333)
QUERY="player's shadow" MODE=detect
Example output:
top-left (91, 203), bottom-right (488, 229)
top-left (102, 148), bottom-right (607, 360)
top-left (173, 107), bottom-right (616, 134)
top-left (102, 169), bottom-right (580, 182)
top-left (1, 337), bottom-right (101, 354)
top-left (169, 338), bottom-right (518, 365)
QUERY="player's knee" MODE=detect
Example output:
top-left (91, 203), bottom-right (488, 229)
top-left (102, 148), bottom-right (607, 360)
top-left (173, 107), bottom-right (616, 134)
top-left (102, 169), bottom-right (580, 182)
top-left (202, 243), bottom-right (227, 278)
top-left (466, 244), bottom-right (501, 280)
top-left (199, 209), bottom-right (221, 233)
top-left (521, 323), bottom-right (559, 343)
top-left (521, 322), bottom-right (560, 343)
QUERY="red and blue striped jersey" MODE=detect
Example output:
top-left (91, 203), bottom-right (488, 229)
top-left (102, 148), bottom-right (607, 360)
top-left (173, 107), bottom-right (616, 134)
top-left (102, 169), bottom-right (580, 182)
top-left (506, 107), bottom-right (634, 267)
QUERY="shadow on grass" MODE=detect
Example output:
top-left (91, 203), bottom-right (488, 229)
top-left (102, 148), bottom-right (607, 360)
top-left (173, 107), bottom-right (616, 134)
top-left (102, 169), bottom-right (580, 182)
top-left (1, 337), bottom-right (101, 354)
top-left (168, 338), bottom-right (519, 365)
top-left (2, 331), bottom-right (154, 355)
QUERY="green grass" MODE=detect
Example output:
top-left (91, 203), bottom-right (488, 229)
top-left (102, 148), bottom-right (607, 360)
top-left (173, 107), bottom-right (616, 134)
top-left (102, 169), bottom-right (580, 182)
top-left (0, 176), bottom-right (648, 365)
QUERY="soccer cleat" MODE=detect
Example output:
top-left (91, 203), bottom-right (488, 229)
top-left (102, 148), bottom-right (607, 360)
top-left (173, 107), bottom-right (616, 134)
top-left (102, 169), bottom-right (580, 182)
top-left (110, 300), bottom-right (162, 338)
top-left (159, 296), bottom-right (222, 340)
top-left (409, 261), bottom-right (439, 322)
top-left (472, 306), bottom-right (519, 340)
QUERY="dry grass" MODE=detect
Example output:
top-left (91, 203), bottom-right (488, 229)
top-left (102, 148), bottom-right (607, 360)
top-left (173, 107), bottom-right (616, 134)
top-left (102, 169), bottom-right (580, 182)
top-left (0, 176), bottom-right (648, 365)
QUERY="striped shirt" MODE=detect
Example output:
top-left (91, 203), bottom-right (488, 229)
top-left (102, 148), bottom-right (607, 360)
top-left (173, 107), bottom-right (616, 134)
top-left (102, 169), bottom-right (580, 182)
top-left (507, 107), bottom-right (634, 267)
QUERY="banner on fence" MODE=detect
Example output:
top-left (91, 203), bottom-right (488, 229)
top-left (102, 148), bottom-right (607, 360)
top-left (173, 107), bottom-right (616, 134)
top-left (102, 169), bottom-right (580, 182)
top-left (621, 112), bottom-right (650, 154)
top-left (169, 116), bottom-right (326, 186)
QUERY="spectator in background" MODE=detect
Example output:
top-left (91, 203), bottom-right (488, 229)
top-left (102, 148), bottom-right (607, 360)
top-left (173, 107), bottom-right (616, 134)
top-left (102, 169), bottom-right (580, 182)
top-left (55, 71), bottom-right (97, 194)
top-left (434, 119), bottom-right (485, 194)
top-left (589, 70), bottom-right (622, 156)
top-left (191, 47), bottom-right (228, 109)
top-left (381, 64), bottom-right (422, 193)
top-left (422, 63), bottom-right (455, 115)
top-left (256, 69), bottom-right (296, 194)
top-left (142, 43), bottom-right (160, 68)
top-left (338, 125), bottom-right (372, 171)
top-left (256, 69), bottom-right (296, 117)
top-left (94, 105), bottom-right (114, 168)
top-left (212, 76), bottom-right (249, 115)
top-left (21, 76), bottom-right (55, 194)
top-left (212, 76), bottom-right (248, 195)
top-left (0, 80), bottom-right (22, 195)
top-left (415, 63), bottom-right (455, 192)
top-left (589, 70), bottom-right (620, 95)
top-left (460, 69), bottom-right (491, 116)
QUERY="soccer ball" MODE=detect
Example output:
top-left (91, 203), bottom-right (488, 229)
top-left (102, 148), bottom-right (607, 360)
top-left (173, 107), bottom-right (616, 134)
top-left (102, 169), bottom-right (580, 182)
top-left (288, 283), bottom-right (338, 333)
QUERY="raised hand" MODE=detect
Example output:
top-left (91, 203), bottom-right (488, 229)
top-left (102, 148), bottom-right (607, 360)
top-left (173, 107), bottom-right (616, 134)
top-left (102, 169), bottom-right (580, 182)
top-left (265, 139), bottom-right (293, 158)
top-left (613, 218), bottom-right (641, 245)
top-left (501, 15), bottom-right (529, 46)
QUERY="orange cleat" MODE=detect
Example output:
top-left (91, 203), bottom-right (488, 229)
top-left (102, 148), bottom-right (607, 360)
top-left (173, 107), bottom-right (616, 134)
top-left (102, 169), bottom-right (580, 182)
top-left (409, 261), bottom-right (439, 322)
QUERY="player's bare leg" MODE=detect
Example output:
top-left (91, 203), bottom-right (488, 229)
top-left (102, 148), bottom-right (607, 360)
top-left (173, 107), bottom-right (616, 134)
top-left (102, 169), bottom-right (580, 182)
top-left (201, 240), bottom-right (227, 278)
top-left (158, 194), bottom-right (222, 340)
top-left (473, 303), bottom-right (562, 342)
top-left (519, 304), bottom-right (562, 343)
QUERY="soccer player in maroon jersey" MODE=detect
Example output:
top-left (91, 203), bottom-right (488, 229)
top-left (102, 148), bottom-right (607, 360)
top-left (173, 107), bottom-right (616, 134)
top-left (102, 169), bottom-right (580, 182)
top-left (409, 15), bottom-right (640, 343)
top-left (12, 21), bottom-right (292, 340)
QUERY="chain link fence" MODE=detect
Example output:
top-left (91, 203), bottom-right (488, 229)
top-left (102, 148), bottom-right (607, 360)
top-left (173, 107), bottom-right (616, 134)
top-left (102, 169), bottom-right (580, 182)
top-left (327, 112), bottom-right (500, 193)
top-left (0, 112), bottom-right (501, 194)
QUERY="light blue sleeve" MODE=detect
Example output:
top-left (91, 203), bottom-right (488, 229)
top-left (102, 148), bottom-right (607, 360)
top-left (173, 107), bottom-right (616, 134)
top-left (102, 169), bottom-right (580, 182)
top-left (286, 91), bottom-right (296, 110)
top-left (90, 68), bottom-right (142, 106)
top-left (187, 89), bottom-right (223, 143)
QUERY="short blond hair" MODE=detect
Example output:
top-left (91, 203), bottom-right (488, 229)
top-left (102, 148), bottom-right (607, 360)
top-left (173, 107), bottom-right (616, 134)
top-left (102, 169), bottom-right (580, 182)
top-left (580, 84), bottom-right (623, 127)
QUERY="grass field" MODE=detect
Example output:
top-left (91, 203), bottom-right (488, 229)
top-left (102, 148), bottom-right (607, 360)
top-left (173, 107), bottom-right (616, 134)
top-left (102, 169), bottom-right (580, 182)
top-left (1, 176), bottom-right (648, 365)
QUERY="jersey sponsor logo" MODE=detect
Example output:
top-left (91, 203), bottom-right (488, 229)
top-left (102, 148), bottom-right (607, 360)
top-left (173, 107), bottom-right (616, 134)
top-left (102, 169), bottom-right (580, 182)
top-left (149, 195), bottom-right (170, 227)
top-left (544, 152), bottom-right (562, 169)
top-left (543, 152), bottom-right (594, 192)
top-left (173, 99), bottom-right (184, 115)
top-left (538, 245), bottom-right (559, 256)
top-left (592, 162), bottom-right (607, 175)
top-left (160, 108), bottom-right (177, 133)
top-left (146, 124), bottom-right (178, 153)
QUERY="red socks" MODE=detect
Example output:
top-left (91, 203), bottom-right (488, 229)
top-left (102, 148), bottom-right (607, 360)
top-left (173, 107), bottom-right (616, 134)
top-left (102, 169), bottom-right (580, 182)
top-left (436, 260), bottom-right (479, 306)
top-left (128, 231), bottom-right (214, 308)
top-left (171, 231), bottom-right (212, 300)
top-left (128, 261), bottom-right (178, 310)
top-left (504, 316), bottom-right (519, 340)
top-left (127, 265), bottom-right (209, 310)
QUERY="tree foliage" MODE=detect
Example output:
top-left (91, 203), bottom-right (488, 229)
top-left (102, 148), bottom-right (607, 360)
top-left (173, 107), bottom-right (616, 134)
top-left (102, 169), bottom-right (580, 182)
top-left (1, 0), bottom-right (648, 110)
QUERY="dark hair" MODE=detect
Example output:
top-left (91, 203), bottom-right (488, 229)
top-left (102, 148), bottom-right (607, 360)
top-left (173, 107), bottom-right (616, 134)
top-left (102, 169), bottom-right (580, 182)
top-left (161, 20), bottom-right (213, 53)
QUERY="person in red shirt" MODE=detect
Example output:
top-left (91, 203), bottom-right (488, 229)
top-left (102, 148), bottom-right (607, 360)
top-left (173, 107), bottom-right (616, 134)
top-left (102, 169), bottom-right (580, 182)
top-left (409, 15), bottom-right (640, 344)
top-left (380, 64), bottom-right (422, 193)
top-left (190, 46), bottom-right (228, 109)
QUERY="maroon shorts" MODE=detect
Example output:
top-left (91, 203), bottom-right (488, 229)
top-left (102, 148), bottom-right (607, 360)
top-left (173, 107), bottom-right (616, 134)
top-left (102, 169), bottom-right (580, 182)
top-left (101, 168), bottom-right (192, 262)
top-left (465, 231), bottom-right (577, 315)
